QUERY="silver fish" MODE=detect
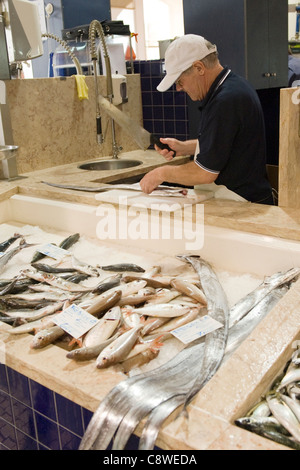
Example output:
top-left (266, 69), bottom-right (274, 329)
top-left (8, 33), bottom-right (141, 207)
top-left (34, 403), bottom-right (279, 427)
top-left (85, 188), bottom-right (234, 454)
top-left (82, 306), bottom-right (121, 348)
top-left (96, 325), bottom-right (143, 369)
top-left (30, 325), bottom-right (66, 349)
top-left (170, 278), bottom-right (207, 305)
top-left (229, 267), bottom-right (300, 328)
top-left (0, 233), bottom-right (22, 252)
top-left (23, 269), bottom-right (91, 293)
top-left (0, 240), bottom-right (35, 274)
top-left (66, 331), bottom-right (122, 361)
top-left (266, 393), bottom-right (300, 442)
top-left (128, 303), bottom-right (191, 318)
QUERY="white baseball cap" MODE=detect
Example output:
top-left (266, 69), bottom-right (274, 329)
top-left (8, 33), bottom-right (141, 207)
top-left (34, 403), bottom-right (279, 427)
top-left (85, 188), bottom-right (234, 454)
top-left (157, 34), bottom-right (217, 92)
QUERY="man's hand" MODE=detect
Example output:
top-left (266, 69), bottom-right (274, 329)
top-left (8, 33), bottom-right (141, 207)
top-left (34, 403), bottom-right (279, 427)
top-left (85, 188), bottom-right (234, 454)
top-left (154, 138), bottom-right (197, 161)
top-left (139, 167), bottom-right (164, 194)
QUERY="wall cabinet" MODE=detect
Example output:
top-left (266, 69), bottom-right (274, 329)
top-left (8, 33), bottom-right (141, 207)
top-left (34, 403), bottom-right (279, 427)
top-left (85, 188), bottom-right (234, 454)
top-left (183, 0), bottom-right (288, 89)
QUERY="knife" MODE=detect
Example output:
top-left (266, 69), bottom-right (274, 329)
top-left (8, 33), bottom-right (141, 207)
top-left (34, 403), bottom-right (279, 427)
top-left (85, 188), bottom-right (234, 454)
top-left (98, 95), bottom-right (176, 157)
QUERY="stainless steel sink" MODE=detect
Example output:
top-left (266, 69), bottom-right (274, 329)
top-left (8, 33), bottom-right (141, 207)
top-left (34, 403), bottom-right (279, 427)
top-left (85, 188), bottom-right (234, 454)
top-left (78, 159), bottom-right (143, 171)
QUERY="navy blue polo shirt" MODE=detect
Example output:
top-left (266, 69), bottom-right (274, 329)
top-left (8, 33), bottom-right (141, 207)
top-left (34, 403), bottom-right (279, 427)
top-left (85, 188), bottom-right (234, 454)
top-left (195, 67), bottom-right (273, 203)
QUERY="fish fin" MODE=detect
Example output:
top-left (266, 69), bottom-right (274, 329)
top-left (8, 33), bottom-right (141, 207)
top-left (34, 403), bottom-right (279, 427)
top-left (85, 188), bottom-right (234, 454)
top-left (68, 337), bottom-right (83, 348)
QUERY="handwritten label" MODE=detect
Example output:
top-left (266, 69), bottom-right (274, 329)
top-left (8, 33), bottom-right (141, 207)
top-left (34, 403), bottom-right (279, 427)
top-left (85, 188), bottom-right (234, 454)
top-left (171, 315), bottom-right (223, 344)
top-left (37, 243), bottom-right (69, 260)
top-left (53, 304), bottom-right (98, 339)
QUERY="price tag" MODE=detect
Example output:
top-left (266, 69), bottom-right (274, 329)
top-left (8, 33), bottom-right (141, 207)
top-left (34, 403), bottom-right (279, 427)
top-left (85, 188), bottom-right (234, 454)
top-left (171, 315), bottom-right (223, 344)
top-left (37, 243), bottom-right (69, 260)
top-left (53, 304), bottom-right (98, 339)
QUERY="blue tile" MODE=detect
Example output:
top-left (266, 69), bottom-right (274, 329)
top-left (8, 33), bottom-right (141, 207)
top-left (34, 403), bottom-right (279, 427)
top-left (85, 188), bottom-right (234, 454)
top-left (34, 412), bottom-right (60, 450)
top-left (153, 120), bottom-right (164, 135)
top-left (174, 106), bottom-right (187, 120)
top-left (163, 92), bottom-right (175, 106)
top-left (150, 61), bottom-right (163, 76)
top-left (59, 426), bottom-right (81, 450)
top-left (141, 77), bottom-right (151, 91)
top-left (30, 380), bottom-right (56, 421)
top-left (0, 417), bottom-right (17, 450)
top-left (163, 107), bottom-right (175, 120)
top-left (7, 368), bottom-right (31, 406)
top-left (0, 390), bottom-right (13, 423)
top-left (152, 92), bottom-right (163, 105)
top-left (143, 120), bottom-right (154, 134)
top-left (142, 91), bottom-right (152, 106)
top-left (143, 106), bottom-right (153, 120)
top-left (55, 394), bottom-right (83, 436)
top-left (0, 364), bottom-right (8, 393)
top-left (164, 120), bottom-right (175, 135)
top-left (16, 429), bottom-right (38, 450)
top-left (12, 398), bottom-right (36, 439)
top-left (82, 408), bottom-right (93, 431)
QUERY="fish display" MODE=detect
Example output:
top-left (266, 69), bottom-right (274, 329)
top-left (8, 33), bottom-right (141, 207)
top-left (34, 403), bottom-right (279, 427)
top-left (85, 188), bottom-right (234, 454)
top-left (0, 227), bottom-right (299, 451)
top-left (236, 345), bottom-right (300, 450)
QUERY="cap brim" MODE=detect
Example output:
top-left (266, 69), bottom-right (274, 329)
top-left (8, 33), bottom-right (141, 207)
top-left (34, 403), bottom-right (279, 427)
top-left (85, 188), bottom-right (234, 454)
top-left (156, 71), bottom-right (181, 92)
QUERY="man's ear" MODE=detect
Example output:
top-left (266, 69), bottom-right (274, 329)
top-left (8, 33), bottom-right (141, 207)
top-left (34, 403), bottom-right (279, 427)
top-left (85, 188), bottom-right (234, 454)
top-left (193, 60), bottom-right (205, 75)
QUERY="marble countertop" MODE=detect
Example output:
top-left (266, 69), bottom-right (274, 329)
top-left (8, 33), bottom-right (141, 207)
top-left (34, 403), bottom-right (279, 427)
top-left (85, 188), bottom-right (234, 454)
top-left (1, 150), bottom-right (300, 450)
top-left (1, 149), bottom-right (300, 243)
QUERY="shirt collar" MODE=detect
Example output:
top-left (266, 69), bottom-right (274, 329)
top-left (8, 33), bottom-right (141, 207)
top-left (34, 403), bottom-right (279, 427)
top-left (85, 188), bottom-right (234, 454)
top-left (198, 66), bottom-right (231, 109)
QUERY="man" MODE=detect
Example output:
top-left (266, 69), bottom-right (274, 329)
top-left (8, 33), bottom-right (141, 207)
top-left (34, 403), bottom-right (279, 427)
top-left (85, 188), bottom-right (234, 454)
top-left (139, 34), bottom-right (274, 204)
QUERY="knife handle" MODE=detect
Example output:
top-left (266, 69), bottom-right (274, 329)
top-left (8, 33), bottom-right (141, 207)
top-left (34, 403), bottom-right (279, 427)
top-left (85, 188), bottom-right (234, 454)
top-left (150, 135), bottom-right (176, 158)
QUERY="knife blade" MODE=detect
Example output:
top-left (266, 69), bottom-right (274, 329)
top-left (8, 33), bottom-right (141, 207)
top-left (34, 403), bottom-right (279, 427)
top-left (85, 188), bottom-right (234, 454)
top-left (98, 95), bottom-right (176, 157)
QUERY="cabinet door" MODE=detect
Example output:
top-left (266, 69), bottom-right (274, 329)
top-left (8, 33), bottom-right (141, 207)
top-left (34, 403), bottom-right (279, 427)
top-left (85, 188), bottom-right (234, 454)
top-left (246, 0), bottom-right (270, 88)
top-left (268, 0), bottom-right (288, 88)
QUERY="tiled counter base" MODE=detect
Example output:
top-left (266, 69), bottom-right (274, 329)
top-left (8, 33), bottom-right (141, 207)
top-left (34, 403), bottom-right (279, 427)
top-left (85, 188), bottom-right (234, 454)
top-left (0, 364), bottom-right (142, 450)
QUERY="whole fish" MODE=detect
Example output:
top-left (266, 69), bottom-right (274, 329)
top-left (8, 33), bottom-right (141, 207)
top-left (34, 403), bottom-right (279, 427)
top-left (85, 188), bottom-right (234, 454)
top-left (0, 300), bottom-right (65, 323)
top-left (235, 416), bottom-right (300, 450)
top-left (92, 276), bottom-right (122, 294)
top-left (30, 325), bottom-right (66, 349)
top-left (280, 393), bottom-right (300, 422)
top-left (66, 331), bottom-right (122, 361)
top-left (31, 262), bottom-right (77, 274)
top-left (82, 306), bottom-right (121, 348)
top-left (277, 367), bottom-right (300, 390)
top-left (84, 290), bottom-right (122, 317)
top-left (120, 348), bottom-right (160, 374)
top-left (8, 315), bottom-right (57, 335)
top-left (0, 296), bottom-right (57, 310)
top-left (128, 303), bottom-right (191, 318)
top-left (122, 275), bottom-right (172, 288)
top-left (30, 233), bottom-right (80, 263)
top-left (266, 393), bottom-right (300, 442)
top-left (23, 269), bottom-right (91, 293)
top-left (229, 267), bottom-right (300, 328)
top-left (170, 278), bottom-right (207, 305)
top-left (96, 326), bottom-right (143, 369)
top-left (71, 255), bottom-right (99, 277)
top-left (0, 240), bottom-right (35, 274)
top-left (100, 263), bottom-right (145, 273)
top-left (0, 233), bottom-right (22, 252)
top-left (141, 316), bottom-right (170, 336)
top-left (118, 287), bottom-right (156, 306)
top-left (149, 306), bottom-right (200, 335)
top-left (144, 288), bottom-right (180, 305)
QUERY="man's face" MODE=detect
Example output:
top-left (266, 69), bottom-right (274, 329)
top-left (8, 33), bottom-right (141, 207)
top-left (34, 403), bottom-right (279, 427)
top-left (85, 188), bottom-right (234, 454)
top-left (175, 64), bottom-right (206, 101)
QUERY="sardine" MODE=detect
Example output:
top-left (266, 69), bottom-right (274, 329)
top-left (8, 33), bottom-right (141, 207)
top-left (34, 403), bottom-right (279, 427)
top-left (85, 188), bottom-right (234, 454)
top-left (100, 263), bottom-right (145, 273)
top-left (235, 416), bottom-right (300, 450)
top-left (92, 276), bottom-right (122, 294)
top-left (266, 393), bottom-right (300, 442)
top-left (279, 393), bottom-right (300, 422)
top-left (96, 326), bottom-right (143, 369)
top-left (23, 269), bottom-right (91, 293)
top-left (0, 233), bottom-right (22, 252)
top-left (277, 368), bottom-right (300, 390)
top-left (31, 262), bottom-right (77, 274)
top-left (0, 240), bottom-right (35, 274)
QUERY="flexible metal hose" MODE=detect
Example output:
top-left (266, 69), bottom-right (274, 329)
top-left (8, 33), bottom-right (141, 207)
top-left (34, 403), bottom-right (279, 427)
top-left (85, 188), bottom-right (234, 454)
top-left (42, 33), bottom-right (82, 75)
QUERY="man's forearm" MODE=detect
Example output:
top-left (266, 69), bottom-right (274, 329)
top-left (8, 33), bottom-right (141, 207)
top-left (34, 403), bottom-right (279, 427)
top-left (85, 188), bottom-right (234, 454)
top-left (159, 161), bottom-right (217, 186)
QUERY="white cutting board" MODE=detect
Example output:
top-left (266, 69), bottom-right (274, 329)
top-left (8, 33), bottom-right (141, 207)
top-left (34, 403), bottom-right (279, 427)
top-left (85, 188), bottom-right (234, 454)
top-left (95, 188), bottom-right (214, 212)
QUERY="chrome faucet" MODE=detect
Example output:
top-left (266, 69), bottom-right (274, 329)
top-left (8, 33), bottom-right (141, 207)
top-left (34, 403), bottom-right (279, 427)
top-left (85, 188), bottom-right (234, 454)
top-left (89, 20), bottom-right (122, 159)
top-left (0, 80), bottom-right (20, 179)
